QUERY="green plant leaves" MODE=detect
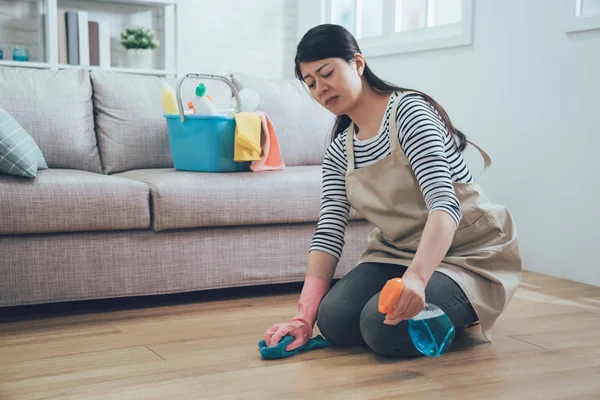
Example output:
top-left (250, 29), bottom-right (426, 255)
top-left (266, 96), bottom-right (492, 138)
top-left (120, 26), bottom-right (160, 50)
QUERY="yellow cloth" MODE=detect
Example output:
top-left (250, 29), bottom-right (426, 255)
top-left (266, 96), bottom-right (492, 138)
top-left (233, 112), bottom-right (262, 161)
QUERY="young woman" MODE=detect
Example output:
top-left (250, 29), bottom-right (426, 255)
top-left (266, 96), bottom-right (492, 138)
top-left (263, 24), bottom-right (522, 357)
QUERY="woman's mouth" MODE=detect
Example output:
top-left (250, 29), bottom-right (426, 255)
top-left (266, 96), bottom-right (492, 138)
top-left (325, 96), bottom-right (339, 106)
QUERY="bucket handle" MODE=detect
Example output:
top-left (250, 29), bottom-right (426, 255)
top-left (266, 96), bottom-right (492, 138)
top-left (175, 73), bottom-right (242, 122)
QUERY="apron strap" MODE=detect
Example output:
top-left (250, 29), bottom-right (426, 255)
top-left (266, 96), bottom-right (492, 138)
top-left (347, 91), bottom-right (409, 171)
top-left (388, 93), bottom-right (405, 154)
top-left (346, 122), bottom-right (356, 172)
top-left (466, 139), bottom-right (492, 181)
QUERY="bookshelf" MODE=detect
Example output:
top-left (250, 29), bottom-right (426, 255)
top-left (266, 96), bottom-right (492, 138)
top-left (0, 0), bottom-right (179, 77)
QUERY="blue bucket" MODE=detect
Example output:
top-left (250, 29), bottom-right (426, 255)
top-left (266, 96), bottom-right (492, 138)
top-left (164, 73), bottom-right (253, 173)
top-left (165, 114), bottom-right (251, 173)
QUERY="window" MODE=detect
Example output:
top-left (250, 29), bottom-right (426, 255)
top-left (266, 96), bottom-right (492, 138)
top-left (323, 0), bottom-right (473, 57)
top-left (578, 0), bottom-right (600, 16)
top-left (564, 0), bottom-right (600, 33)
top-left (395, 0), bottom-right (462, 32)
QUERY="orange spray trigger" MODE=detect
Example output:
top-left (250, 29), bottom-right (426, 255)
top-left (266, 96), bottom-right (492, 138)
top-left (378, 278), bottom-right (405, 314)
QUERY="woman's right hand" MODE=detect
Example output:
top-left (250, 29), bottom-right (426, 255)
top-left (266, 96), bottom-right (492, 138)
top-left (263, 254), bottom-right (334, 352)
top-left (264, 317), bottom-right (313, 351)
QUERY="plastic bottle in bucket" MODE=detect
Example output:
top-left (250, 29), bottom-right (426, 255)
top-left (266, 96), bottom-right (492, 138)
top-left (161, 81), bottom-right (179, 114)
top-left (192, 83), bottom-right (217, 115)
top-left (379, 278), bottom-right (455, 357)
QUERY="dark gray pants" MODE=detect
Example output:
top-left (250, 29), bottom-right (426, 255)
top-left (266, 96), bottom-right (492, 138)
top-left (316, 262), bottom-right (479, 357)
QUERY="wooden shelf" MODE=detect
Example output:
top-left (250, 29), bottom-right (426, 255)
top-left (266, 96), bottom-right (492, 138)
top-left (58, 64), bottom-right (175, 76)
top-left (0, 60), bottom-right (174, 76)
top-left (0, 0), bottom-right (179, 76)
top-left (0, 60), bottom-right (51, 69)
top-left (87, 0), bottom-right (178, 5)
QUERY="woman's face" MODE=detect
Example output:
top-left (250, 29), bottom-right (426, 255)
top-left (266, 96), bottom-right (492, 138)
top-left (299, 55), bottom-right (365, 116)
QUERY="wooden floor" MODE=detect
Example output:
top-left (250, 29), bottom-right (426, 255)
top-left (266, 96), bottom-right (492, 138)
top-left (1, 271), bottom-right (600, 400)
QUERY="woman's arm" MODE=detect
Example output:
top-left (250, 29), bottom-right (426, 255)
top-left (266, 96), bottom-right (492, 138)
top-left (383, 95), bottom-right (463, 324)
top-left (265, 140), bottom-right (350, 348)
top-left (397, 94), bottom-right (463, 277)
top-left (406, 209), bottom-right (457, 285)
top-left (384, 210), bottom-right (458, 325)
top-left (294, 138), bottom-right (351, 326)
top-left (307, 135), bottom-right (352, 274)
top-left (306, 249), bottom-right (339, 283)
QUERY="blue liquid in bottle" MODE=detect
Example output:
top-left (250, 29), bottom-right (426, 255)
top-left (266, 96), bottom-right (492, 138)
top-left (379, 278), bottom-right (455, 357)
top-left (407, 303), bottom-right (455, 357)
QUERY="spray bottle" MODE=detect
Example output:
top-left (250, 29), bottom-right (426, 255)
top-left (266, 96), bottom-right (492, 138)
top-left (379, 278), bottom-right (455, 357)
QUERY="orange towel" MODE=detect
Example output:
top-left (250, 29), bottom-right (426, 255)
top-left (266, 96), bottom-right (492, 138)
top-left (250, 112), bottom-right (285, 172)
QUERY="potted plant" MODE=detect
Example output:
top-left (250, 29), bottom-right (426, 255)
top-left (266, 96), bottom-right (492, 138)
top-left (120, 26), bottom-right (159, 69)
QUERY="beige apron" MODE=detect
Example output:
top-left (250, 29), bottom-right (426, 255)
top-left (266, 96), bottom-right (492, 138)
top-left (345, 91), bottom-right (522, 341)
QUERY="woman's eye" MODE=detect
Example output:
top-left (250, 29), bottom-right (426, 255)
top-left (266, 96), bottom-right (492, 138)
top-left (323, 71), bottom-right (333, 78)
top-left (308, 82), bottom-right (316, 89)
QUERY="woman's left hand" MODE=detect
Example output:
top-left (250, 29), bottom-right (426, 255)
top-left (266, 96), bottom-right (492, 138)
top-left (383, 272), bottom-right (427, 325)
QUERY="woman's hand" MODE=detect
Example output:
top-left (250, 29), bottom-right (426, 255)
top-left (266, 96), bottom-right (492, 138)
top-left (263, 253), bottom-right (334, 351)
top-left (264, 318), bottom-right (312, 351)
top-left (383, 272), bottom-right (426, 325)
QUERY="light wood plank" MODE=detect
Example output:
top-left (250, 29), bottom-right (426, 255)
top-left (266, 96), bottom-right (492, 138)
top-left (0, 346), bottom-right (161, 384)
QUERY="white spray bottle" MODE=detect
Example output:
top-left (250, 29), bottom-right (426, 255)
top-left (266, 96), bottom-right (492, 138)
top-left (192, 83), bottom-right (217, 116)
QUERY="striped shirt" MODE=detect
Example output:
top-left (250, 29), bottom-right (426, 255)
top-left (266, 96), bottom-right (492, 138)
top-left (309, 92), bottom-right (473, 260)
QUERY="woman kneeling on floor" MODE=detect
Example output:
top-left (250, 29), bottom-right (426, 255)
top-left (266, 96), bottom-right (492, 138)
top-left (263, 24), bottom-right (522, 358)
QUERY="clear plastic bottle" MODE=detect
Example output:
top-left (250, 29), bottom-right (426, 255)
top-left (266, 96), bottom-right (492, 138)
top-left (379, 278), bottom-right (455, 357)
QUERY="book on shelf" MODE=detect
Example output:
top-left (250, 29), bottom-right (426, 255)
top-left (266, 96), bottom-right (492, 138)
top-left (77, 10), bottom-right (90, 66)
top-left (57, 10), bottom-right (68, 64)
top-left (58, 8), bottom-right (110, 68)
top-left (88, 21), bottom-right (100, 67)
top-left (98, 21), bottom-right (111, 68)
top-left (65, 10), bottom-right (79, 65)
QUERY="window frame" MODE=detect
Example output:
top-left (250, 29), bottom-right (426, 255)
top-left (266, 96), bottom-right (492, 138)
top-left (563, 0), bottom-right (600, 33)
top-left (322, 0), bottom-right (474, 57)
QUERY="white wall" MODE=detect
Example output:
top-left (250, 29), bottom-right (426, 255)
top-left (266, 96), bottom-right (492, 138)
top-left (298, 0), bottom-right (600, 286)
top-left (177, 0), bottom-right (297, 79)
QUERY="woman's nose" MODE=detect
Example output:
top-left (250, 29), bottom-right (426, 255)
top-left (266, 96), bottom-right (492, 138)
top-left (320, 84), bottom-right (329, 96)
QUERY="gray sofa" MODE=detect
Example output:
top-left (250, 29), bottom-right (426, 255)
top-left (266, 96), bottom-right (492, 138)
top-left (0, 66), bottom-right (372, 308)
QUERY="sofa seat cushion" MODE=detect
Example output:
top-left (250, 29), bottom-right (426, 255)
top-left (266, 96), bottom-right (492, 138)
top-left (115, 166), bottom-right (361, 232)
top-left (0, 169), bottom-right (150, 235)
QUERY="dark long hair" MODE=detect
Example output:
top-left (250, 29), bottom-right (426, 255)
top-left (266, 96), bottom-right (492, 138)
top-left (294, 24), bottom-right (467, 151)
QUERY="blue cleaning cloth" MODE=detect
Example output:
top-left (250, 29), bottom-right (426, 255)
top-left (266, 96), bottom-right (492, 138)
top-left (258, 335), bottom-right (330, 359)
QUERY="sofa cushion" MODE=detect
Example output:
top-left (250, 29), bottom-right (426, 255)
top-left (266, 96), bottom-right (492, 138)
top-left (115, 166), bottom-right (361, 232)
top-left (0, 106), bottom-right (48, 178)
top-left (0, 169), bottom-right (150, 235)
top-left (90, 71), bottom-right (242, 175)
top-left (0, 67), bottom-right (103, 173)
top-left (231, 73), bottom-right (335, 167)
top-left (91, 71), bottom-right (174, 174)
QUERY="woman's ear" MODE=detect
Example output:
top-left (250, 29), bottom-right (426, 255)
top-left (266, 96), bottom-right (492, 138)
top-left (353, 53), bottom-right (366, 76)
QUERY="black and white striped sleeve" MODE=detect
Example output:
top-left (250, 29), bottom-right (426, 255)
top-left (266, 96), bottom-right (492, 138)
top-left (308, 137), bottom-right (350, 260)
top-left (396, 95), bottom-right (462, 225)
